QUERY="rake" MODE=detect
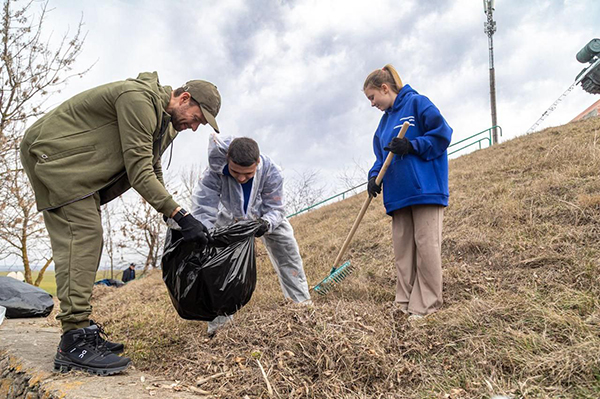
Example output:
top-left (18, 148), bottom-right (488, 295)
top-left (313, 121), bottom-right (410, 295)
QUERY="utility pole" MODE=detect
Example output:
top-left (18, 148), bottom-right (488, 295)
top-left (484, 0), bottom-right (499, 144)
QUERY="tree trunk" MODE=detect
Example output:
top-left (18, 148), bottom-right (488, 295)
top-left (34, 257), bottom-right (53, 287)
top-left (21, 236), bottom-right (33, 284)
top-left (142, 232), bottom-right (159, 276)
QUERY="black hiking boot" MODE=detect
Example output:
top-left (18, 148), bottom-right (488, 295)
top-left (89, 320), bottom-right (125, 354)
top-left (54, 325), bottom-right (131, 376)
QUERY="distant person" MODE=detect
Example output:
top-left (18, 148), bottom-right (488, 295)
top-left (20, 71), bottom-right (221, 375)
top-left (364, 64), bottom-right (452, 321)
top-left (121, 263), bottom-right (136, 283)
top-left (191, 136), bottom-right (312, 336)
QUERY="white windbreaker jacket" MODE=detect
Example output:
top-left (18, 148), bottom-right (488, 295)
top-left (191, 134), bottom-right (286, 234)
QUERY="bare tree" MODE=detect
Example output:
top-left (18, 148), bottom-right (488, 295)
top-left (177, 163), bottom-right (205, 209)
top-left (119, 196), bottom-right (166, 275)
top-left (0, 0), bottom-right (90, 140)
top-left (101, 203), bottom-right (118, 280)
top-left (0, 138), bottom-right (52, 284)
top-left (284, 169), bottom-right (326, 215)
top-left (336, 157), bottom-right (369, 193)
top-left (0, 0), bottom-right (89, 284)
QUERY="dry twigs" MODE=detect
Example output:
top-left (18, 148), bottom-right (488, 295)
top-left (90, 117), bottom-right (600, 398)
top-left (255, 358), bottom-right (274, 397)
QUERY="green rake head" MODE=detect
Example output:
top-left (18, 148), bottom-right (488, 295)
top-left (313, 261), bottom-right (356, 295)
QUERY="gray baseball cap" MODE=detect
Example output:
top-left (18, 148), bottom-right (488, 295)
top-left (183, 80), bottom-right (221, 133)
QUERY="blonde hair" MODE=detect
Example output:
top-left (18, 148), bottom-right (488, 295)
top-left (363, 64), bottom-right (403, 93)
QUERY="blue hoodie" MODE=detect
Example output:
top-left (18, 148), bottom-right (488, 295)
top-left (368, 84), bottom-right (452, 215)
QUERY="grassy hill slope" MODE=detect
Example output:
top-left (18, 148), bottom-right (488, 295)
top-left (87, 117), bottom-right (600, 398)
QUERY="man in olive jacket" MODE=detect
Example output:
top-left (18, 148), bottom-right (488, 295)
top-left (20, 71), bottom-right (219, 375)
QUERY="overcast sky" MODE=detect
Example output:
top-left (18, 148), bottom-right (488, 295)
top-left (6, 0), bottom-right (600, 271)
top-left (39, 0), bottom-right (599, 192)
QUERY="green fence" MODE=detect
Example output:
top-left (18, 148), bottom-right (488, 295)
top-left (448, 125), bottom-right (501, 157)
top-left (287, 182), bottom-right (367, 218)
top-left (287, 126), bottom-right (501, 219)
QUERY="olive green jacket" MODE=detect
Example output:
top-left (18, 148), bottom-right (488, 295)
top-left (20, 72), bottom-right (180, 216)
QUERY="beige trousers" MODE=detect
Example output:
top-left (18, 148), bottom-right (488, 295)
top-left (392, 205), bottom-right (444, 316)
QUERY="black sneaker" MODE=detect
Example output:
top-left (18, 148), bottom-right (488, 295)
top-left (89, 320), bottom-right (125, 354)
top-left (54, 325), bottom-right (131, 376)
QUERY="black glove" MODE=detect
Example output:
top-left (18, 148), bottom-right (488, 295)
top-left (384, 137), bottom-right (416, 156)
top-left (255, 219), bottom-right (269, 238)
top-left (367, 176), bottom-right (381, 198)
top-left (173, 210), bottom-right (209, 247)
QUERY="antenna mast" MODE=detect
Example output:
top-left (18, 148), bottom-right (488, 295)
top-left (483, 0), bottom-right (499, 144)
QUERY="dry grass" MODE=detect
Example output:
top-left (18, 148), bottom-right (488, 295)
top-left (90, 117), bottom-right (600, 398)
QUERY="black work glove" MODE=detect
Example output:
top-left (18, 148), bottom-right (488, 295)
top-left (173, 211), bottom-right (210, 248)
top-left (255, 219), bottom-right (270, 238)
top-left (384, 137), bottom-right (416, 156)
top-left (367, 176), bottom-right (381, 198)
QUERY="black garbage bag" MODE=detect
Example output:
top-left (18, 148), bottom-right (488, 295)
top-left (0, 276), bottom-right (54, 318)
top-left (161, 220), bottom-right (260, 321)
top-left (93, 278), bottom-right (125, 288)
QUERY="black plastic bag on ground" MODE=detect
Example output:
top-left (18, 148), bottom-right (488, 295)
top-left (93, 279), bottom-right (125, 288)
top-left (161, 220), bottom-right (260, 321)
top-left (0, 276), bottom-right (54, 318)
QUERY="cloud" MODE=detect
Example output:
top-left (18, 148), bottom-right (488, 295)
top-left (7, 0), bottom-right (599, 269)
top-left (36, 0), bottom-right (600, 191)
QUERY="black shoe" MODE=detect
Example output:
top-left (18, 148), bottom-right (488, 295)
top-left (54, 325), bottom-right (131, 376)
top-left (89, 320), bottom-right (125, 354)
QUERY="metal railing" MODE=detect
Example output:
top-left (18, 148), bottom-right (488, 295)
top-left (447, 125), bottom-right (501, 156)
top-left (287, 126), bottom-right (501, 218)
top-left (286, 182), bottom-right (367, 218)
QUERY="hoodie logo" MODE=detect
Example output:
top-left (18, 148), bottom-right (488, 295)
top-left (394, 116), bottom-right (415, 130)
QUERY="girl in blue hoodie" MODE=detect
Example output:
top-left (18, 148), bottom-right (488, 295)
top-left (364, 64), bottom-right (452, 319)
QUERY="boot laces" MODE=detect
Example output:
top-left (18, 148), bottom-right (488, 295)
top-left (92, 321), bottom-right (110, 341)
top-left (89, 320), bottom-right (113, 350)
top-left (74, 328), bottom-right (103, 351)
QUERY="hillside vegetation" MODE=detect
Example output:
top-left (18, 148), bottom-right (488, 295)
top-left (84, 117), bottom-right (600, 398)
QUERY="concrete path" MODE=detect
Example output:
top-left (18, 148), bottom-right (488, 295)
top-left (0, 318), bottom-right (202, 398)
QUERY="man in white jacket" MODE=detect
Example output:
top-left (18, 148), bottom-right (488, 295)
top-left (191, 135), bottom-right (312, 336)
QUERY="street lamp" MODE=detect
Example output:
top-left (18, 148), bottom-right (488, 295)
top-left (525, 38), bottom-right (600, 134)
top-left (576, 39), bottom-right (600, 94)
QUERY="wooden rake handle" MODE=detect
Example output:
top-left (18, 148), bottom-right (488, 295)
top-left (331, 121), bottom-right (410, 269)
